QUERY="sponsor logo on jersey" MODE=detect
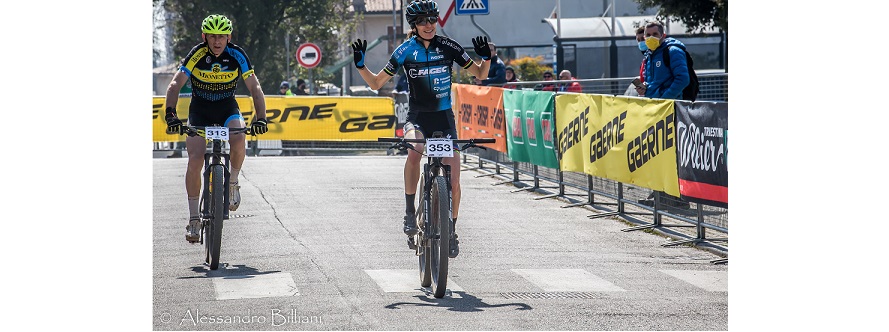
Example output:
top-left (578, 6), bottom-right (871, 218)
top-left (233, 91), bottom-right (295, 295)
top-left (430, 54), bottom-right (444, 60)
top-left (408, 66), bottom-right (447, 78)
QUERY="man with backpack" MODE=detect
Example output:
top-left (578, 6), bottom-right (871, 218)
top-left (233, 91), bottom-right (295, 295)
top-left (638, 21), bottom-right (696, 208)
top-left (641, 21), bottom-right (698, 101)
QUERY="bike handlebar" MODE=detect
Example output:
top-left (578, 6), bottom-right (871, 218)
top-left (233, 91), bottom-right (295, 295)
top-left (180, 125), bottom-right (252, 137)
top-left (377, 137), bottom-right (496, 154)
top-left (377, 137), bottom-right (496, 144)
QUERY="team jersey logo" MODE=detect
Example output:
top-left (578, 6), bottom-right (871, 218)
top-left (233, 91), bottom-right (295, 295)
top-left (194, 63), bottom-right (238, 83)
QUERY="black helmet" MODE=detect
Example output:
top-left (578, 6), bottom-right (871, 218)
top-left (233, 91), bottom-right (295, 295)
top-left (406, 0), bottom-right (439, 26)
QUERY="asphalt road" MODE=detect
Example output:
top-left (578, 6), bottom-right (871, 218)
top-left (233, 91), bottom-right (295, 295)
top-left (152, 155), bottom-right (727, 330)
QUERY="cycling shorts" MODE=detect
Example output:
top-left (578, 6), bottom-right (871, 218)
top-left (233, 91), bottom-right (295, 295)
top-left (404, 109), bottom-right (458, 142)
top-left (187, 99), bottom-right (244, 127)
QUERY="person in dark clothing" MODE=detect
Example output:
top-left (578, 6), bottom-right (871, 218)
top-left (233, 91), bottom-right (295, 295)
top-left (474, 43), bottom-right (506, 86)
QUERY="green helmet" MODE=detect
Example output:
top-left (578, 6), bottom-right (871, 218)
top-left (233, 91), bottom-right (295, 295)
top-left (201, 14), bottom-right (233, 34)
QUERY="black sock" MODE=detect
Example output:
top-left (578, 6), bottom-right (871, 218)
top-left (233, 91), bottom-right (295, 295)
top-left (452, 218), bottom-right (457, 225)
top-left (405, 194), bottom-right (416, 216)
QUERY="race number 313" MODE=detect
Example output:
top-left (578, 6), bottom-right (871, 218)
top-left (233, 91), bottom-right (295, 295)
top-left (205, 127), bottom-right (229, 141)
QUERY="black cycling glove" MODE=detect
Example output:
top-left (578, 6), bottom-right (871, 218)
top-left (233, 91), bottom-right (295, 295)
top-left (472, 36), bottom-right (492, 60)
top-left (164, 107), bottom-right (183, 134)
top-left (351, 39), bottom-right (367, 69)
top-left (251, 118), bottom-right (268, 135)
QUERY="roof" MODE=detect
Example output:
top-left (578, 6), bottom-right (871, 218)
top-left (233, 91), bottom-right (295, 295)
top-left (351, 0), bottom-right (401, 14)
top-left (542, 15), bottom-right (720, 39)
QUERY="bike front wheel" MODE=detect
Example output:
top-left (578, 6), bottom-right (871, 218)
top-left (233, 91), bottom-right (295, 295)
top-left (417, 177), bottom-right (432, 288)
top-left (206, 164), bottom-right (225, 270)
top-left (429, 176), bottom-right (450, 298)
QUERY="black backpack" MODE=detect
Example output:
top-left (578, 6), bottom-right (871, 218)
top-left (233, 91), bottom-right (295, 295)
top-left (662, 44), bottom-right (699, 101)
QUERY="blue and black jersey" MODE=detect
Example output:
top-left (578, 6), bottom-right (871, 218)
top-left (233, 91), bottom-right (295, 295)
top-left (384, 35), bottom-right (472, 113)
top-left (179, 42), bottom-right (255, 103)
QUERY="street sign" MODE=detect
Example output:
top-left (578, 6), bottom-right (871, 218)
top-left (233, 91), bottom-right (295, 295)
top-left (455, 0), bottom-right (489, 15)
top-left (296, 43), bottom-right (322, 68)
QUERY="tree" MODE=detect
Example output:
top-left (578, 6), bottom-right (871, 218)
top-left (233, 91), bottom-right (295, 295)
top-left (153, 0), bottom-right (358, 95)
top-left (634, 0), bottom-right (727, 33)
top-left (508, 56), bottom-right (553, 82)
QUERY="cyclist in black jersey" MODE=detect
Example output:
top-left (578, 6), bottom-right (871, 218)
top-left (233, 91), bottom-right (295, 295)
top-left (163, 14), bottom-right (269, 243)
top-left (351, 0), bottom-right (496, 258)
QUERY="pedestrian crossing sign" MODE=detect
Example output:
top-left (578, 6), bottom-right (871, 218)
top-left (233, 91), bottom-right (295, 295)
top-left (455, 0), bottom-right (489, 15)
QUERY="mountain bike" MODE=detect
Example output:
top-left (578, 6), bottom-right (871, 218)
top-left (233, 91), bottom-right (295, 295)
top-left (180, 125), bottom-right (251, 270)
top-left (379, 133), bottom-right (495, 298)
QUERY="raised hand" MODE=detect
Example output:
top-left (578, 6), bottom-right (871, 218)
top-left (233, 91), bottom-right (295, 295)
top-left (350, 39), bottom-right (367, 69)
top-left (472, 36), bottom-right (491, 60)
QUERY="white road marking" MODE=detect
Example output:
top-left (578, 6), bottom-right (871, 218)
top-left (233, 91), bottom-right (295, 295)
top-left (212, 272), bottom-right (299, 300)
top-left (365, 269), bottom-right (464, 292)
top-left (512, 269), bottom-right (626, 292)
top-left (660, 270), bottom-right (728, 292)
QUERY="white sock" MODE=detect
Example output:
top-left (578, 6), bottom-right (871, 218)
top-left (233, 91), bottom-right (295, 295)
top-left (230, 167), bottom-right (240, 185)
top-left (188, 196), bottom-right (199, 218)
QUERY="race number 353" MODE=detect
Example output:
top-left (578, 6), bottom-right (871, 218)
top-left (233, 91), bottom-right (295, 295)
top-left (426, 138), bottom-right (454, 158)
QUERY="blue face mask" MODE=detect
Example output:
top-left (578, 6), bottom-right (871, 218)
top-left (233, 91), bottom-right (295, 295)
top-left (638, 41), bottom-right (648, 52)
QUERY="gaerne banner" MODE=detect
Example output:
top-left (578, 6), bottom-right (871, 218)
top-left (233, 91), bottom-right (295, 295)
top-left (580, 95), bottom-right (680, 197)
top-left (152, 96), bottom-right (395, 141)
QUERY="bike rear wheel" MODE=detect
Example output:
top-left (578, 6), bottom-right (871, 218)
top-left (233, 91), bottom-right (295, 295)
top-left (417, 177), bottom-right (432, 288)
top-left (429, 176), bottom-right (450, 298)
top-left (206, 164), bottom-right (225, 270)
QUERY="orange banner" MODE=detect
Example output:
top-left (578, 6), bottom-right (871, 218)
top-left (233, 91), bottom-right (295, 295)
top-left (453, 84), bottom-right (507, 152)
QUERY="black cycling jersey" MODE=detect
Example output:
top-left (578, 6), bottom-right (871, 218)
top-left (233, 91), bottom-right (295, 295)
top-left (178, 42), bottom-right (254, 126)
top-left (179, 42), bottom-right (255, 103)
top-left (384, 35), bottom-right (472, 113)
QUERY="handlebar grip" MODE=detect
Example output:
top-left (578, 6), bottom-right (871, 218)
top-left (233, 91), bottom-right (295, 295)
top-left (472, 138), bottom-right (496, 143)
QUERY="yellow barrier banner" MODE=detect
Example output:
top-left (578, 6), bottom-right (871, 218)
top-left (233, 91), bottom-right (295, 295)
top-left (554, 94), bottom-right (601, 173)
top-left (453, 84), bottom-right (508, 152)
top-left (151, 97), bottom-right (255, 142)
top-left (585, 96), bottom-right (679, 196)
top-left (152, 96), bottom-right (395, 141)
top-left (260, 96), bottom-right (395, 140)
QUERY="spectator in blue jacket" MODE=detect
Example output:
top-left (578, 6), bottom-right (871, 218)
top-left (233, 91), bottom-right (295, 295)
top-left (474, 43), bottom-right (506, 86)
top-left (642, 21), bottom-right (689, 99)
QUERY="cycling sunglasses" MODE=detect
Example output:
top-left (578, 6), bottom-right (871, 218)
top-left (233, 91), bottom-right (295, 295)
top-left (415, 16), bottom-right (437, 26)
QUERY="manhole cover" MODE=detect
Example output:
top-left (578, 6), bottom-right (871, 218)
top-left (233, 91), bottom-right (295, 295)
top-left (499, 292), bottom-right (602, 300)
top-left (351, 187), bottom-right (402, 190)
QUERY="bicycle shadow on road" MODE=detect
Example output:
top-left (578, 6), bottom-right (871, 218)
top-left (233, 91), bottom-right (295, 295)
top-left (176, 264), bottom-right (281, 280)
top-left (384, 291), bottom-right (532, 312)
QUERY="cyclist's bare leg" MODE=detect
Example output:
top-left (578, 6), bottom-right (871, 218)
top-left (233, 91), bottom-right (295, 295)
top-left (227, 119), bottom-right (247, 180)
top-left (226, 119), bottom-right (247, 211)
top-left (184, 134), bottom-right (207, 242)
top-left (445, 153), bottom-right (461, 219)
top-left (403, 128), bottom-right (425, 195)
top-left (185, 135), bottom-right (208, 199)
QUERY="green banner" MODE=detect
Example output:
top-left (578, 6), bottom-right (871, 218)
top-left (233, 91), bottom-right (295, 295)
top-left (503, 90), bottom-right (559, 169)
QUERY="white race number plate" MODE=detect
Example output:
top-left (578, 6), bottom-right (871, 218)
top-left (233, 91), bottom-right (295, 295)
top-left (205, 126), bottom-right (229, 141)
top-left (425, 138), bottom-right (454, 158)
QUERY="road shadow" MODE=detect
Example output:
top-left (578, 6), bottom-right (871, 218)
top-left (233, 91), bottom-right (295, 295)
top-left (385, 290), bottom-right (532, 312)
top-left (176, 264), bottom-right (281, 279)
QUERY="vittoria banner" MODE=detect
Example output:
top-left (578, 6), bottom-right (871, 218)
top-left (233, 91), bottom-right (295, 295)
top-left (674, 101), bottom-right (728, 207)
